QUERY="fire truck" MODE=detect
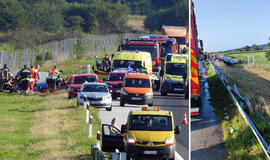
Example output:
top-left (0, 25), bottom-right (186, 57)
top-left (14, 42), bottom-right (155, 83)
top-left (119, 39), bottom-right (161, 90)
top-left (190, 1), bottom-right (202, 115)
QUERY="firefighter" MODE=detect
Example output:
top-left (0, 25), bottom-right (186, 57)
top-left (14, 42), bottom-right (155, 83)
top-left (20, 65), bottom-right (31, 94)
top-left (0, 64), bottom-right (11, 91)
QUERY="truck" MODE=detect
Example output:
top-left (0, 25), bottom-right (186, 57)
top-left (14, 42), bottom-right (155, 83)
top-left (160, 54), bottom-right (188, 97)
top-left (161, 25), bottom-right (188, 54)
top-left (101, 107), bottom-right (180, 160)
top-left (190, 1), bottom-right (201, 115)
top-left (119, 39), bottom-right (161, 90)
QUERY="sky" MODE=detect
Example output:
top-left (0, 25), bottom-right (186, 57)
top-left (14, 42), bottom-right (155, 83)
top-left (193, 0), bottom-right (270, 52)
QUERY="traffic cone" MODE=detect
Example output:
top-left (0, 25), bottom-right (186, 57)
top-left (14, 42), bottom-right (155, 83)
top-left (182, 112), bottom-right (188, 125)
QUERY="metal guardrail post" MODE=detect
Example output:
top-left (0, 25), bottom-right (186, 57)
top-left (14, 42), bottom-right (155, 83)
top-left (208, 60), bottom-right (270, 159)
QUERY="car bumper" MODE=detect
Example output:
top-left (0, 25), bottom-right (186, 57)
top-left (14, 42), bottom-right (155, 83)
top-left (161, 81), bottom-right (185, 93)
top-left (120, 94), bottom-right (153, 105)
top-left (68, 91), bottom-right (78, 98)
top-left (78, 99), bottom-right (111, 108)
top-left (127, 144), bottom-right (175, 159)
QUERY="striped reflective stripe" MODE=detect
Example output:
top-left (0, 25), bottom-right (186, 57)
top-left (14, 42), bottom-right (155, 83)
top-left (191, 107), bottom-right (199, 115)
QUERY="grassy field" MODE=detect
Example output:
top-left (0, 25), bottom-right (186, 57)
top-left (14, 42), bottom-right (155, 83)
top-left (207, 65), bottom-right (267, 160)
top-left (0, 56), bottom-right (101, 160)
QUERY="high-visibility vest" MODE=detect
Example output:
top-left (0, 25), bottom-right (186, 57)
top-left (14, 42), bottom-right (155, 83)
top-left (21, 68), bottom-right (30, 81)
top-left (52, 71), bottom-right (59, 80)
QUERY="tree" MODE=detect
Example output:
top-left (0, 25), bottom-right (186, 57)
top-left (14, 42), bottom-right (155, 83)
top-left (265, 50), bottom-right (270, 61)
top-left (250, 44), bottom-right (261, 51)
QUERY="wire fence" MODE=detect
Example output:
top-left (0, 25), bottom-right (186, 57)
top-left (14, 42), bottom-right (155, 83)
top-left (0, 33), bottom-right (142, 74)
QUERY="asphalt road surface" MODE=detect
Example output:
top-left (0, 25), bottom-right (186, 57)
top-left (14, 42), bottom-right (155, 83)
top-left (191, 77), bottom-right (226, 160)
top-left (99, 92), bottom-right (189, 160)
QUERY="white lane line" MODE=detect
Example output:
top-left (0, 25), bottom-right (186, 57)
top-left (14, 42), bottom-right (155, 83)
top-left (175, 151), bottom-right (184, 160)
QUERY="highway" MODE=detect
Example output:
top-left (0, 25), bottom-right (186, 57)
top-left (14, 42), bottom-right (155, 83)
top-left (99, 92), bottom-right (189, 160)
top-left (191, 77), bottom-right (225, 160)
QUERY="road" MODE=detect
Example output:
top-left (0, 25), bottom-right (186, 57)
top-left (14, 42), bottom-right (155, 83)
top-left (191, 77), bottom-right (226, 160)
top-left (99, 92), bottom-right (189, 160)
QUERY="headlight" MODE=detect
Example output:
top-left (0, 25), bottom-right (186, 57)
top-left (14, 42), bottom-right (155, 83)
top-left (145, 92), bottom-right (153, 96)
top-left (104, 94), bottom-right (111, 100)
top-left (165, 137), bottom-right (174, 144)
top-left (127, 136), bottom-right (135, 143)
top-left (122, 90), bottom-right (128, 95)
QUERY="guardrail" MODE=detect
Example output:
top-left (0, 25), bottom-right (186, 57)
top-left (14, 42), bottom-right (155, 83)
top-left (208, 60), bottom-right (270, 159)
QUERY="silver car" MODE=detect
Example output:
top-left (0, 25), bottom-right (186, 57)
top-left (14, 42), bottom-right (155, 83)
top-left (77, 82), bottom-right (112, 111)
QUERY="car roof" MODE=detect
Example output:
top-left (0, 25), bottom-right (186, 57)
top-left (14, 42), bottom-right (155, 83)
top-left (130, 110), bottom-right (172, 116)
top-left (73, 74), bottom-right (97, 77)
top-left (125, 73), bottom-right (150, 79)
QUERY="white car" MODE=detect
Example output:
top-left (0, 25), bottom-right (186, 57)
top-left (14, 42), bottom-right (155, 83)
top-left (77, 82), bottom-right (112, 111)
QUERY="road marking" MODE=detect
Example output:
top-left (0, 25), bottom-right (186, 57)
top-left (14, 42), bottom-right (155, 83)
top-left (175, 151), bottom-right (184, 160)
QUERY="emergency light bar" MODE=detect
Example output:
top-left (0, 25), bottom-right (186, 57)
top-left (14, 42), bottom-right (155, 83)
top-left (141, 106), bottom-right (160, 111)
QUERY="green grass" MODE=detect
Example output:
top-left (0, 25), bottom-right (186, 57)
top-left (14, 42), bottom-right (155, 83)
top-left (0, 43), bottom-right (21, 53)
top-left (207, 64), bottom-right (267, 160)
top-left (0, 57), bottom-right (101, 160)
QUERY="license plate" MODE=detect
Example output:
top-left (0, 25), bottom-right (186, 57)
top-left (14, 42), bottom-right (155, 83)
top-left (90, 101), bottom-right (100, 104)
top-left (143, 151), bottom-right (157, 155)
top-left (174, 88), bottom-right (182, 91)
top-left (132, 97), bottom-right (142, 100)
top-left (116, 90), bottom-right (120, 93)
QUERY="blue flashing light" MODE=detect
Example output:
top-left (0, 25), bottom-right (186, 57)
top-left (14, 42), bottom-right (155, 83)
top-left (166, 55), bottom-right (172, 61)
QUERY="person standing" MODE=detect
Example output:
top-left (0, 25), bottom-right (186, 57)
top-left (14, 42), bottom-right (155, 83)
top-left (20, 65), bottom-right (31, 94)
top-left (0, 64), bottom-right (11, 91)
top-left (47, 66), bottom-right (59, 92)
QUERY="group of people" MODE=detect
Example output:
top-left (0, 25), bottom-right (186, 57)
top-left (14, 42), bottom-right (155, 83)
top-left (46, 65), bottom-right (63, 92)
top-left (0, 64), bottom-right (40, 94)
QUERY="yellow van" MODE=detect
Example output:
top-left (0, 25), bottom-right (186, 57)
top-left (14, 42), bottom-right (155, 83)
top-left (101, 107), bottom-right (180, 160)
top-left (92, 51), bottom-right (152, 80)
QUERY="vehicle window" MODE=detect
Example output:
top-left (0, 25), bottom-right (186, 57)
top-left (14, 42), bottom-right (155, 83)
top-left (103, 125), bottom-right (120, 136)
top-left (82, 84), bottom-right (108, 92)
top-left (166, 63), bottom-right (186, 76)
top-left (113, 60), bottom-right (142, 70)
top-left (123, 45), bottom-right (158, 58)
top-left (175, 37), bottom-right (186, 45)
top-left (129, 115), bottom-right (172, 131)
top-left (108, 73), bottom-right (125, 81)
top-left (124, 78), bottom-right (150, 88)
top-left (96, 59), bottom-right (110, 72)
top-left (73, 76), bottom-right (96, 84)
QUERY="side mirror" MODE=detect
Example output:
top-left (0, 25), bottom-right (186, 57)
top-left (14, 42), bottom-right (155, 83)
top-left (121, 124), bottom-right (127, 134)
top-left (174, 125), bottom-right (181, 135)
top-left (98, 79), bottom-right (103, 83)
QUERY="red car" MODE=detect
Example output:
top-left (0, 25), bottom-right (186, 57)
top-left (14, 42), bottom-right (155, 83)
top-left (68, 74), bottom-right (100, 99)
top-left (106, 70), bottom-right (127, 99)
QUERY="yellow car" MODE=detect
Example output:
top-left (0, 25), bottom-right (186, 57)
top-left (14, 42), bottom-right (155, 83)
top-left (101, 107), bottom-right (180, 160)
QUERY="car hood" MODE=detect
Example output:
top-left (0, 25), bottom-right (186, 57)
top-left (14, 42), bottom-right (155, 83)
top-left (129, 131), bottom-right (173, 142)
top-left (123, 87), bottom-right (152, 94)
top-left (80, 92), bottom-right (109, 97)
top-left (107, 81), bottom-right (123, 85)
top-left (70, 84), bottom-right (83, 89)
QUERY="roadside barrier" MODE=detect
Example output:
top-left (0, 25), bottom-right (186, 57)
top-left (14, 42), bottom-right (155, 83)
top-left (89, 116), bottom-right (93, 138)
top-left (209, 60), bottom-right (270, 159)
top-left (97, 131), bottom-right (101, 150)
top-left (86, 102), bottom-right (90, 124)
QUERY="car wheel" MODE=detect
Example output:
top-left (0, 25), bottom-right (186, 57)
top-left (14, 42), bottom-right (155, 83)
top-left (112, 95), bottom-right (117, 100)
top-left (161, 91), bottom-right (167, 96)
top-left (120, 100), bottom-right (125, 107)
top-left (68, 95), bottom-right (72, 99)
top-left (148, 102), bottom-right (153, 106)
top-left (106, 105), bottom-right (112, 111)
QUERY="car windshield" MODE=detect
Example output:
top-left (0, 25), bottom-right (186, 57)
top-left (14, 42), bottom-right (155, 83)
top-left (175, 37), bottom-right (186, 45)
top-left (73, 76), bottom-right (96, 84)
top-left (123, 45), bottom-right (158, 58)
top-left (108, 73), bottom-right (125, 81)
top-left (125, 78), bottom-right (150, 88)
top-left (113, 60), bottom-right (142, 70)
top-left (82, 84), bottom-right (108, 92)
top-left (166, 63), bottom-right (186, 75)
top-left (129, 115), bottom-right (172, 131)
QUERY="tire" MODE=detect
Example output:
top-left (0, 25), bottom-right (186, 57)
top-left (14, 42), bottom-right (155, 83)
top-left (120, 100), bottom-right (125, 107)
top-left (148, 102), bottom-right (153, 106)
top-left (112, 95), bottom-right (117, 100)
top-left (106, 105), bottom-right (112, 111)
top-left (161, 91), bottom-right (167, 96)
top-left (68, 95), bottom-right (72, 99)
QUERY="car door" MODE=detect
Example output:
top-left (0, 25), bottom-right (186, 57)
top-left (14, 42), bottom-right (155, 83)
top-left (93, 57), bottom-right (110, 80)
top-left (101, 124), bottom-right (125, 152)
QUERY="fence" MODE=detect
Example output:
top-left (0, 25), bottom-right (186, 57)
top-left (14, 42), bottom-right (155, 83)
top-left (209, 60), bottom-right (270, 159)
top-left (0, 33), bottom-right (142, 74)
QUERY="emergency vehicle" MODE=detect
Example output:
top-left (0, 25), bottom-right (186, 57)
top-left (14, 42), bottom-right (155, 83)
top-left (101, 107), bottom-right (180, 160)
top-left (160, 54), bottom-right (188, 96)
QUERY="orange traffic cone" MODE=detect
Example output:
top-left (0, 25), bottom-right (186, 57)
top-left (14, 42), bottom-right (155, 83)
top-left (182, 112), bottom-right (188, 125)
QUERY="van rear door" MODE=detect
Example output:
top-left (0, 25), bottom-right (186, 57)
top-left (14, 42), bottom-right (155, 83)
top-left (93, 57), bottom-right (110, 80)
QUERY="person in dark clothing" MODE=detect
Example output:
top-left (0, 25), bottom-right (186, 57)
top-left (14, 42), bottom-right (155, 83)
top-left (20, 65), bottom-right (31, 94)
top-left (0, 64), bottom-right (11, 91)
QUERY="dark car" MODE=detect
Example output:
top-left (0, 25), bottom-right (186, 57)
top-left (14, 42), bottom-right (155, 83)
top-left (106, 70), bottom-right (127, 99)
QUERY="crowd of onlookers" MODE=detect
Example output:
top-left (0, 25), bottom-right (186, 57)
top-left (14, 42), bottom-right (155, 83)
top-left (0, 64), bottom-right (64, 94)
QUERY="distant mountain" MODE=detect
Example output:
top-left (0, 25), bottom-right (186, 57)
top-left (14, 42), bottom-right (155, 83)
top-left (223, 43), bottom-right (267, 53)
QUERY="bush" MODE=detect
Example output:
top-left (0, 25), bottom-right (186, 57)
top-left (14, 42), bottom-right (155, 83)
top-left (45, 52), bottom-right (53, 60)
top-left (35, 54), bottom-right (44, 65)
top-left (265, 50), bottom-right (270, 61)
